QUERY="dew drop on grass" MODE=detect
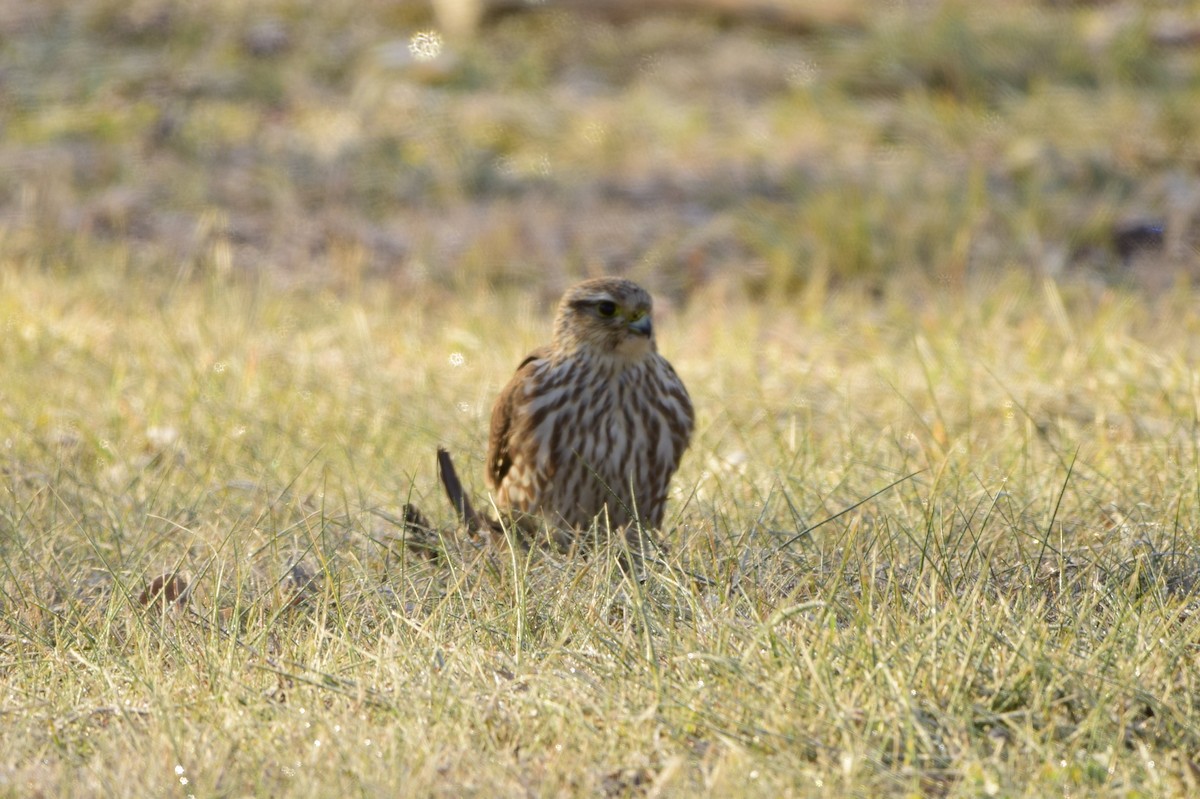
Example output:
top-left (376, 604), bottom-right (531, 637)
top-left (409, 31), bottom-right (442, 61)
top-left (448, 352), bottom-right (465, 367)
top-left (175, 765), bottom-right (184, 775)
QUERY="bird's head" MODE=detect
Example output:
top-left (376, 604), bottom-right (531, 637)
top-left (553, 277), bottom-right (656, 361)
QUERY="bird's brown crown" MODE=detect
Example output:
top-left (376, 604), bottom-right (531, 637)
top-left (552, 278), bottom-right (656, 360)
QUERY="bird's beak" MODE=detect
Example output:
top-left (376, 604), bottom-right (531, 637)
top-left (628, 314), bottom-right (652, 337)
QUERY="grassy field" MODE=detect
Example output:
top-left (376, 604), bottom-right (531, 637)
top-left (4, 0), bottom-right (1200, 796)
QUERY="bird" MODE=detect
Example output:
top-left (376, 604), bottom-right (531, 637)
top-left (485, 277), bottom-right (693, 551)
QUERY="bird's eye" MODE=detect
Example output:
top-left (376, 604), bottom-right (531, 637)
top-left (596, 301), bottom-right (617, 318)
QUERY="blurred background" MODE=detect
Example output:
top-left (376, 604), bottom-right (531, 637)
top-left (2, 0), bottom-right (1199, 301)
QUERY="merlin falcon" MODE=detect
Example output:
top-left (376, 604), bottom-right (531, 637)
top-left (486, 277), bottom-right (693, 546)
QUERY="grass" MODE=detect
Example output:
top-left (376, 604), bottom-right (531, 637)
top-left (4, 0), bottom-right (1200, 796)
top-left (5, 264), bottom-right (1200, 796)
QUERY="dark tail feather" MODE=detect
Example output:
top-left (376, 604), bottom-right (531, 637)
top-left (437, 447), bottom-right (486, 534)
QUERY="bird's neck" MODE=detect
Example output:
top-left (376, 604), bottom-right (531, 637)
top-left (555, 342), bottom-right (655, 374)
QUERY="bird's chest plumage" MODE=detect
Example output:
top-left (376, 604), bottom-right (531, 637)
top-left (522, 356), bottom-right (681, 527)
top-left (572, 377), bottom-right (639, 480)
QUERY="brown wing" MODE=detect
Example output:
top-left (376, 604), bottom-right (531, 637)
top-left (486, 347), bottom-right (552, 492)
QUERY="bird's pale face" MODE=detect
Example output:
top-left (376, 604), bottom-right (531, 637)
top-left (554, 278), bottom-right (656, 361)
